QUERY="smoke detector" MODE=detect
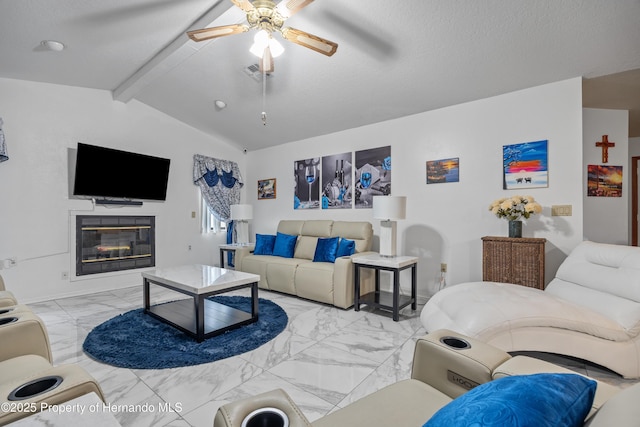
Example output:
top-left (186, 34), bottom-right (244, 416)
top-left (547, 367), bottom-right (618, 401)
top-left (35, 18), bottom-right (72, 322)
top-left (40, 40), bottom-right (65, 51)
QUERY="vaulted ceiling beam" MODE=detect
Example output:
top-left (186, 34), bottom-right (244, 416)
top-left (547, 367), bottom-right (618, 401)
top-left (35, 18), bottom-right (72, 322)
top-left (113, 1), bottom-right (241, 103)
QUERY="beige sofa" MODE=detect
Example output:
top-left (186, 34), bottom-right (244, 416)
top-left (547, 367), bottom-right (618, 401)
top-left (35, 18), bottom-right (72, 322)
top-left (234, 220), bottom-right (374, 309)
top-left (214, 329), bottom-right (639, 427)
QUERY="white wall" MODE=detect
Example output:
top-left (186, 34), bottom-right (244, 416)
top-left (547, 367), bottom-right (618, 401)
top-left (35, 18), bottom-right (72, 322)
top-left (246, 78), bottom-right (585, 298)
top-left (582, 108), bottom-right (629, 244)
top-left (630, 137), bottom-right (640, 157)
top-left (0, 77), bottom-right (592, 303)
top-left (629, 136), bottom-right (640, 245)
top-left (0, 77), bottom-right (244, 303)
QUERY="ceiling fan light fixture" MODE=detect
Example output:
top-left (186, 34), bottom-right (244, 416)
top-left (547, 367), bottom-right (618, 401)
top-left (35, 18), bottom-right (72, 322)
top-left (250, 30), bottom-right (284, 58)
top-left (253, 29), bottom-right (270, 46)
top-left (268, 38), bottom-right (284, 57)
top-left (249, 42), bottom-right (265, 58)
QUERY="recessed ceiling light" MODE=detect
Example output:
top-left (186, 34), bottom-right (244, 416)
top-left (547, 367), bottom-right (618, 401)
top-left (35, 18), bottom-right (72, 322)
top-left (40, 40), bottom-right (65, 52)
top-left (215, 100), bottom-right (227, 109)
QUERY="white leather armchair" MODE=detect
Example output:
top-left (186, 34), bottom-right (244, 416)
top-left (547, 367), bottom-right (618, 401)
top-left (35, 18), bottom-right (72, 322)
top-left (0, 274), bottom-right (17, 308)
top-left (421, 241), bottom-right (640, 378)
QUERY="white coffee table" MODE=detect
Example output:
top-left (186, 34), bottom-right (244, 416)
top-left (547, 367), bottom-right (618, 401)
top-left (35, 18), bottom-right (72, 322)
top-left (142, 264), bottom-right (260, 342)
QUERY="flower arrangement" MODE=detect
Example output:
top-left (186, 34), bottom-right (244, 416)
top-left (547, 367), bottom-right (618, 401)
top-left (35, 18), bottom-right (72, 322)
top-left (489, 195), bottom-right (542, 221)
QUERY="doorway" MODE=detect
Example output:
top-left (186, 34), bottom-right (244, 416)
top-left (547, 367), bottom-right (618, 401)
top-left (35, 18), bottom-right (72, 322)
top-left (633, 156), bottom-right (639, 246)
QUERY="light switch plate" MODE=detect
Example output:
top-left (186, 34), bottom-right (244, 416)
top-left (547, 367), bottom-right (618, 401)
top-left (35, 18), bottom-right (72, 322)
top-left (551, 205), bottom-right (572, 216)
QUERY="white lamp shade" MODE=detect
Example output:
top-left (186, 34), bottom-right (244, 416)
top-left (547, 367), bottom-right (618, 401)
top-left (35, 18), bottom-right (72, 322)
top-left (250, 30), bottom-right (284, 58)
top-left (373, 196), bottom-right (406, 220)
top-left (230, 204), bottom-right (253, 220)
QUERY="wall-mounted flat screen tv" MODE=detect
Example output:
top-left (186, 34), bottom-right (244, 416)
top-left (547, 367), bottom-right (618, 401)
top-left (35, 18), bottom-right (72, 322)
top-left (73, 143), bottom-right (171, 201)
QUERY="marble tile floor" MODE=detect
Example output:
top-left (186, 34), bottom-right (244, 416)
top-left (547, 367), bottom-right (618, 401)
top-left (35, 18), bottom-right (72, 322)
top-left (27, 285), bottom-right (639, 427)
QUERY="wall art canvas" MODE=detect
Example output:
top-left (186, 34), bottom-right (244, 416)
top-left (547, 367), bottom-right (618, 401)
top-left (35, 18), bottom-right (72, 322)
top-left (258, 178), bottom-right (276, 200)
top-left (426, 157), bottom-right (459, 184)
top-left (503, 140), bottom-right (548, 189)
top-left (294, 158), bottom-right (320, 209)
top-left (355, 146), bottom-right (391, 209)
top-left (321, 152), bottom-right (352, 209)
top-left (587, 165), bottom-right (623, 197)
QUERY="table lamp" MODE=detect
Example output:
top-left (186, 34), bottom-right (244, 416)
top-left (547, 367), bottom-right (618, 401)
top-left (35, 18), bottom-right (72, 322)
top-left (230, 204), bottom-right (253, 245)
top-left (373, 196), bottom-right (406, 257)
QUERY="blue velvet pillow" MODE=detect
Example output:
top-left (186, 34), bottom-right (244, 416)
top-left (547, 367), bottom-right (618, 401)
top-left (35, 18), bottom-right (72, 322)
top-left (336, 238), bottom-right (356, 257)
top-left (424, 373), bottom-right (596, 427)
top-left (313, 237), bottom-right (340, 263)
top-left (253, 234), bottom-right (276, 255)
top-left (272, 232), bottom-right (297, 258)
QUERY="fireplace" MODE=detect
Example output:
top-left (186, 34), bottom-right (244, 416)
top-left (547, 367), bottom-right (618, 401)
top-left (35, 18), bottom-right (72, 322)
top-left (76, 215), bottom-right (155, 276)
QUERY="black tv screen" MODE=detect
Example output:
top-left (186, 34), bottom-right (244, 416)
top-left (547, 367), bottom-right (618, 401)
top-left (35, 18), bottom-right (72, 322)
top-left (73, 143), bottom-right (171, 201)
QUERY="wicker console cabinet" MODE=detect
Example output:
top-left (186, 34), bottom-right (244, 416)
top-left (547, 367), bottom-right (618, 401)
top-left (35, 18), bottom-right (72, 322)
top-left (482, 236), bottom-right (546, 290)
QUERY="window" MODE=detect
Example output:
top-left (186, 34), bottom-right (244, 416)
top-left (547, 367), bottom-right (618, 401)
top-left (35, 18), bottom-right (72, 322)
top-left (201, 196), bottom-right (227, 234)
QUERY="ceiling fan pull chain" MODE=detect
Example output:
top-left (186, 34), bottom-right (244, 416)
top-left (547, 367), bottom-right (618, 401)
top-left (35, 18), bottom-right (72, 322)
top-left (261, 67), bottom-right (267, 126)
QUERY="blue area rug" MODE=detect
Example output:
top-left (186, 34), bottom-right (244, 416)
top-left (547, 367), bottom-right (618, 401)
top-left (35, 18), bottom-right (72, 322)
top-left (83, 296), bottom-right (288, 369)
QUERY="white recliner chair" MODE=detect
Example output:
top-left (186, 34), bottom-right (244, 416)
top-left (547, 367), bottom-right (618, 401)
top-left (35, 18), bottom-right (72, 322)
top-left (0, 275), bottom-right (18, 308)
top-left (421, 241), bottom-right (640, 379)
top-left (0, 306), bottom-right (53, 363)
top-left (0, 275), bottom-right (106, 424)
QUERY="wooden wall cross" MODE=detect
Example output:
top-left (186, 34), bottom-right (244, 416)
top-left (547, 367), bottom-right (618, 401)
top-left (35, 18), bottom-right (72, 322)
top-left (595, 135), bottom-right (615, 163)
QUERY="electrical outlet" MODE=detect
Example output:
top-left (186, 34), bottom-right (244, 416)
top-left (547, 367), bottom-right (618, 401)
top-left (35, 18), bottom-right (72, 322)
top-left (440, 263), bottom-right (447, 273)
top-left (188, 245), bottom-right (192, 251)
top-left (61, 271), bottom-right (69, 280)
top-left (191, 211), bottom-right (196, 218)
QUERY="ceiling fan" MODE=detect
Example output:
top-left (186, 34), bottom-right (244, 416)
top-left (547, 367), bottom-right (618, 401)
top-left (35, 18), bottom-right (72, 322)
top-left (187, 0), bottom-right (338, 72)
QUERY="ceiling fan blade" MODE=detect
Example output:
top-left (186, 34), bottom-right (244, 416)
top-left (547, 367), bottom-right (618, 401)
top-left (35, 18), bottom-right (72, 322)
top-left (276, 0), bottom-right (314, 18)
top-left (260, 46), bottom-right (274, 73)
top-left (281, 27), bottom-right (338, 56)
top-left (187, 24), bottom-right (249, 42)
top-left (231, 0), bottom-right (256, 13)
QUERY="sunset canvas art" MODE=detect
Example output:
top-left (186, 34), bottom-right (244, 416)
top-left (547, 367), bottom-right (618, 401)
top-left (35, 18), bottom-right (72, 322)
top-left (587, 165), bottom-right (623, 197)
top-left (503, 140), bottom-right (548, 189)
top-left (427, 157), bottom-right (459, 184)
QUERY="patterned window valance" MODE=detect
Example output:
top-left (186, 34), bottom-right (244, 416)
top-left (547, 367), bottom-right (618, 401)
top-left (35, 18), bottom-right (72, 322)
top-left (193, 154), bottom-right (243, 222)
top-left (203, 167), bottom-right (237, 188)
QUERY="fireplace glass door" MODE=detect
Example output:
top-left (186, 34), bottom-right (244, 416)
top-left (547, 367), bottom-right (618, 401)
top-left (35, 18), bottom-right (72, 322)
top-left (76, 216), bottom-right (155, 276)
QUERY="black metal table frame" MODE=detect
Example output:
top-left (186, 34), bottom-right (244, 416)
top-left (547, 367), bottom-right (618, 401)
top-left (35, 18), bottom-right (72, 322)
top-left (143, 278), bottom-right (258, 342)
top-left (219, 245), bottom-right (254, 269)
top-left (219, 247), bottom-right (234, 269)
top-left (354, 261), bottom-right (417, 321)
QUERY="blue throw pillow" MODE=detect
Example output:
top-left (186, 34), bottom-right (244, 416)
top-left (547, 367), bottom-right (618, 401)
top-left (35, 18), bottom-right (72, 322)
top-left (272, 232), bottom-right (297, 258)
top-left (336, 238), bottom-right (356, 257)
top-left (424, 373), bottom-right (596, 427)
top-left (313, 237), bottom-right (340, 263)
top-left (254, 234), bottom-right (276, 255)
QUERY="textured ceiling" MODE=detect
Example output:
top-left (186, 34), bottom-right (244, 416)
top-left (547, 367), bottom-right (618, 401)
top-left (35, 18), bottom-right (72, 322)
top-left (1, 0), bottom-right (639, 150)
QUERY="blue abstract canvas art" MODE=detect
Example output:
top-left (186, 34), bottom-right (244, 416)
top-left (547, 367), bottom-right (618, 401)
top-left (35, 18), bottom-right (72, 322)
top-left (503, 140), bottom-right (548, 189)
